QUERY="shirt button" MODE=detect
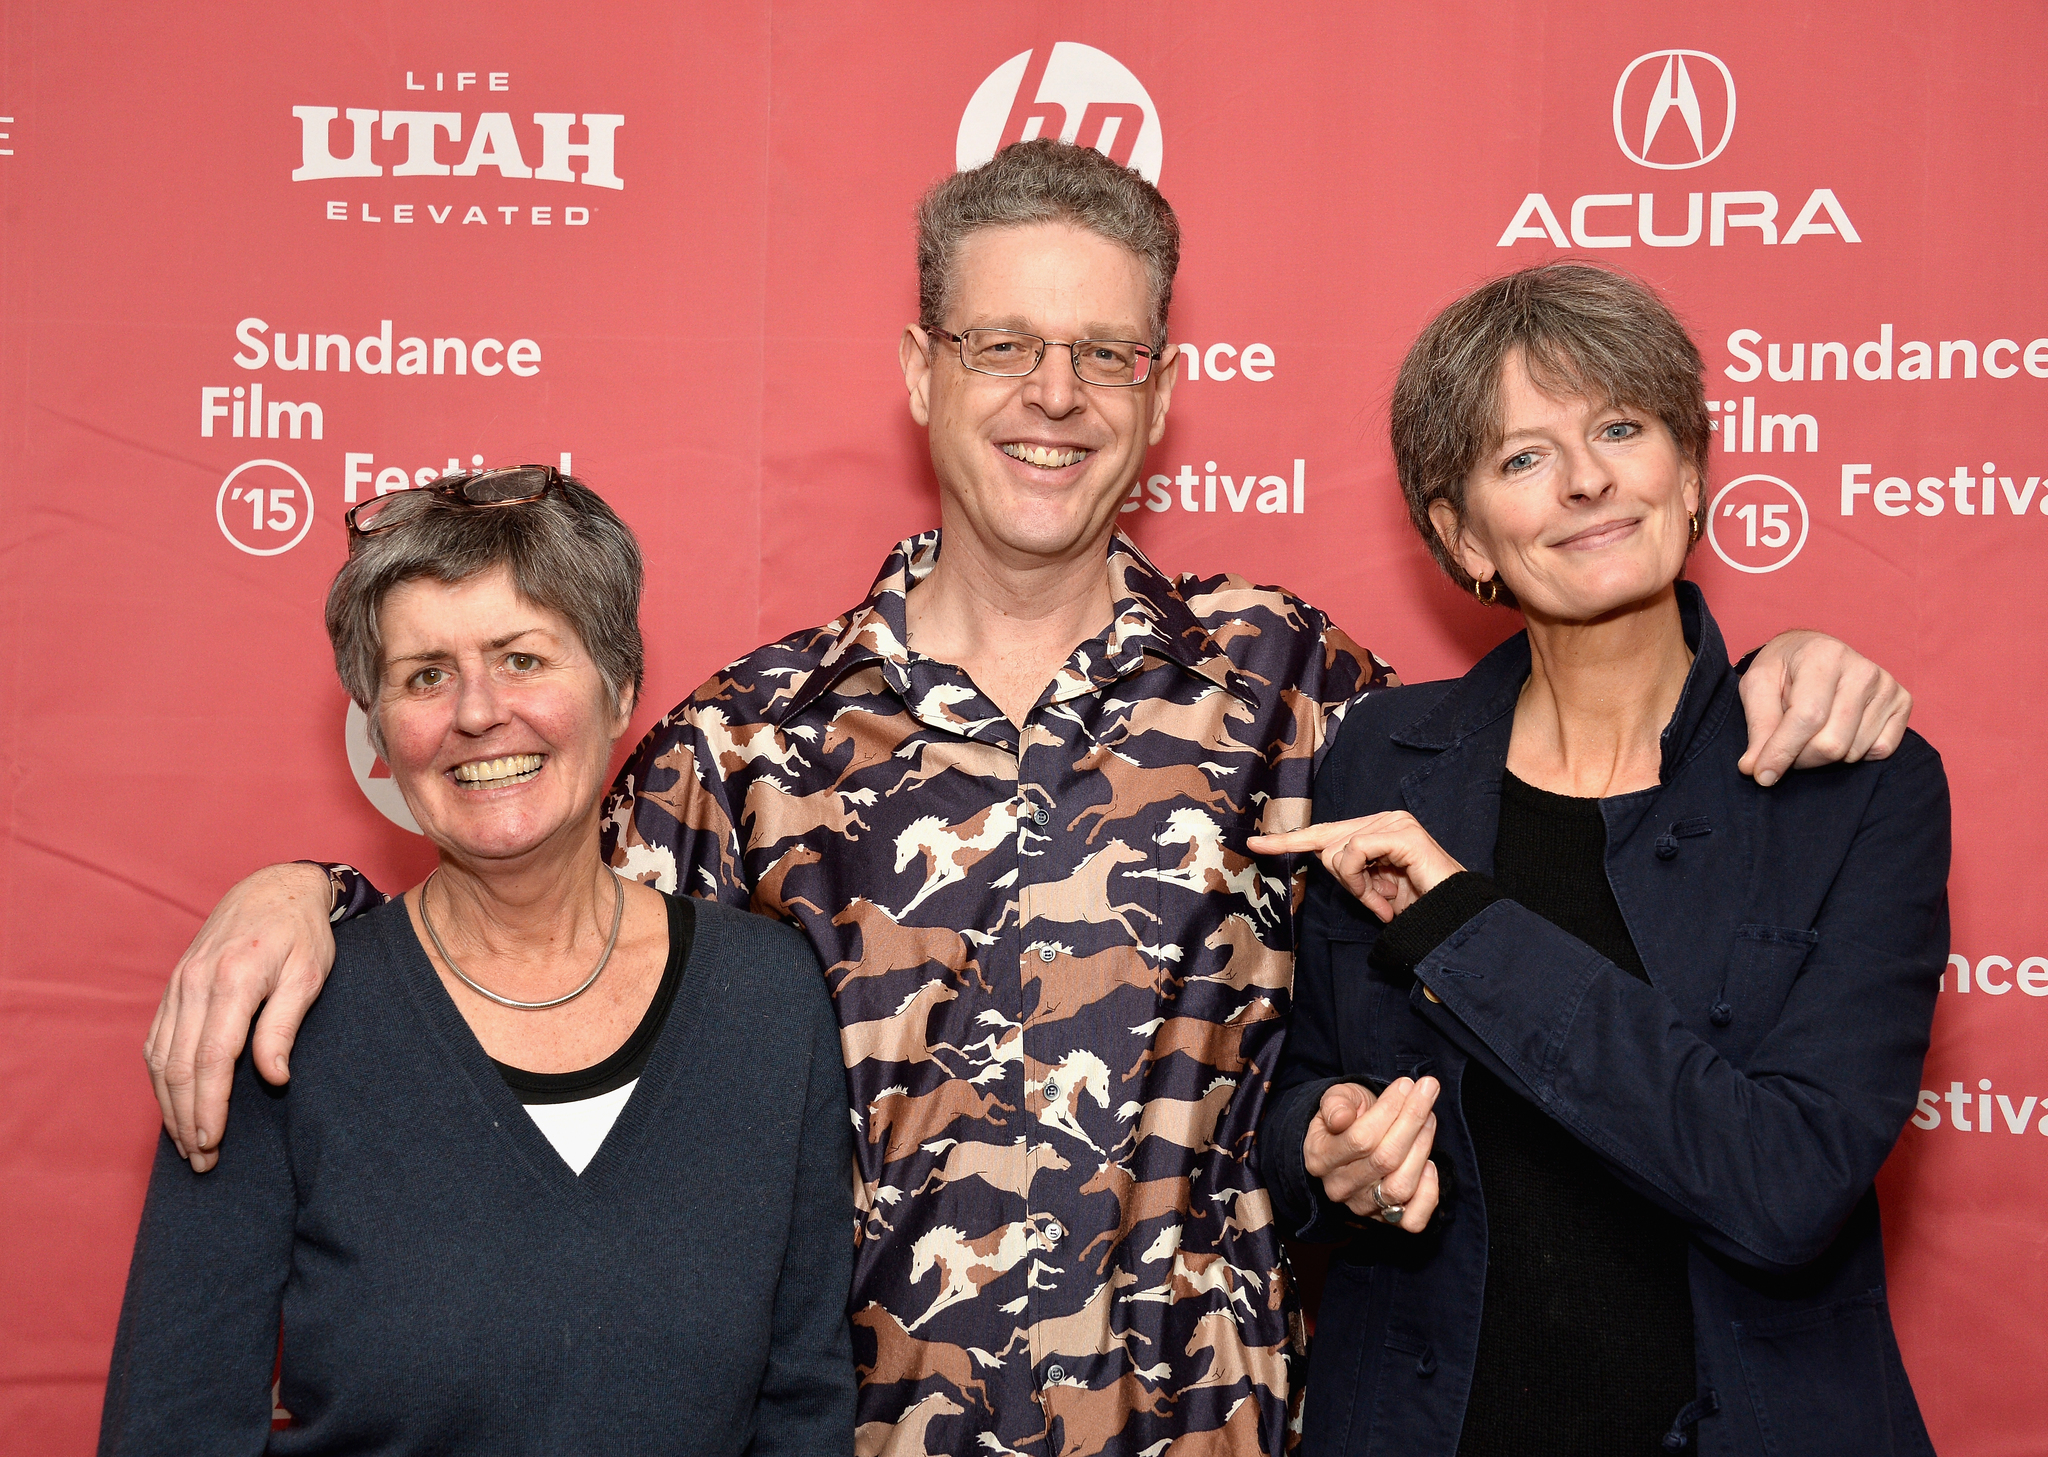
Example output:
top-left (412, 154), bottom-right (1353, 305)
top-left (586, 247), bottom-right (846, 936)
top-left (1033, 808), bottom-right (1050, 825)
top-left (1046, 1364), bottom-right (1066, 1385)
top-left (1039, 947), bottom-right (1056, 962)
top-left (1043, 1082), bottom-right (1059, 1102)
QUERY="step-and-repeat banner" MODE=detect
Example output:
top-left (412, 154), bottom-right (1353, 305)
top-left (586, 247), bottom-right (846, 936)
top-left (2, 3), bottom-right (2041, 1451)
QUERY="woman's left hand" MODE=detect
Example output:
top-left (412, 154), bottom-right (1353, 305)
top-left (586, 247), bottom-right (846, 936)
top-left (1249, 811), bottom-right (1465, 921)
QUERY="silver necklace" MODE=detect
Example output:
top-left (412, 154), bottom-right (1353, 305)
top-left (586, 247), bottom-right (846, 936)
top-left (421, 867), bottom-right (624, 1011)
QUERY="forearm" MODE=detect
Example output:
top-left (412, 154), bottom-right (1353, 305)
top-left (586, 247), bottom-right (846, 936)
top-left (747, 1025), bottom-right (855, 1454)
top-left (102, 1061), bottom-right (293, 1453)
top-left (1413, 898), bottom-right (1940, 1270)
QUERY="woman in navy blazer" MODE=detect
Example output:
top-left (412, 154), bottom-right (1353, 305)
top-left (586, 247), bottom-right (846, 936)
top-left (1253, 264), bottom-right (1947, 1457)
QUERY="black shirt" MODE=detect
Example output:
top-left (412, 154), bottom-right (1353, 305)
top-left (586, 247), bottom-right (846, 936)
top-left (1448, 770), bottom-right (1696, 1456)
top-left (1360, 773), bottom-right (1702, 1453)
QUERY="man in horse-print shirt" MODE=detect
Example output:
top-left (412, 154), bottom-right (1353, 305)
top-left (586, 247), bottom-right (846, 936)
top-left (148, 140), bottom-right (1913, 1455)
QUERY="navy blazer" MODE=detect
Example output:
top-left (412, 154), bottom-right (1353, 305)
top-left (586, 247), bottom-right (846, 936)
top-left (1261, 584), bottom-right (1948, 1457)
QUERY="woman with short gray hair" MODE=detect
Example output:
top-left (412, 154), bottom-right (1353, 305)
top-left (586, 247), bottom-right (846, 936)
top-left (1255, 265), bottom-right (1946, 1456)
top-left (102, 467), bottom-right (854, 1455)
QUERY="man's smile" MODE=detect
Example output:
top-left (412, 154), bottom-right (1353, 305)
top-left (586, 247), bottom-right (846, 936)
top-left (1000, 442), bottom-right (1093, 470)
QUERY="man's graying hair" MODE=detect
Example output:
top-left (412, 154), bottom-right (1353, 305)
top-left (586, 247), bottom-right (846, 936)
top-left (325, 474), bottom-right (645, 746)
top-left (917, 139), bottom-right (1180, 349)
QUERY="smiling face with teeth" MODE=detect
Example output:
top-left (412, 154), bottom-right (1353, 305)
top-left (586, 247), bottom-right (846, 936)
top-left (373, 563), bottom-right (635, 869)
top-left (902, 221), bottom-right (1180, 572)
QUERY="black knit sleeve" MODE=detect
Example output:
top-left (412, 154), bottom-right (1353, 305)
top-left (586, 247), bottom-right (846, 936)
top-left (1367, 871), bottom-right (1506, 977)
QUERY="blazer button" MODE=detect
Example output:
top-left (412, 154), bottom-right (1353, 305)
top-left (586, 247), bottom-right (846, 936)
top-left (1422, 985), bottom-right (1442, 1003)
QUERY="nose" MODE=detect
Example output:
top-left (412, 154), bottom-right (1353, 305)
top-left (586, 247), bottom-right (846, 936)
top-left (453, 663), bottom-right (510, 737)
top-left (1558, 437), bottom-right (1617, 504)
top-left (1022, 342), bottom-right (1085, 417)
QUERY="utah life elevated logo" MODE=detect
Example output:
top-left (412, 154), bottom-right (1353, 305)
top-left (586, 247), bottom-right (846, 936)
top-left (958, 44), bottom-right (1162, 182)
top-left (289, 72), bottom-right (623, 229)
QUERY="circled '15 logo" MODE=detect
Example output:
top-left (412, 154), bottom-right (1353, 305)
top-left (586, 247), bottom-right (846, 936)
top-left (958, 43), bottom-right (1162, 182)
top-left (1613, 50), bottom-right (1735, 169)
top-left (216, 460), bottom-right (314, 555)
top-left (345, 701), bottom-right (423, 834)
top-left (1707, 474), bottom-right (1808, 574)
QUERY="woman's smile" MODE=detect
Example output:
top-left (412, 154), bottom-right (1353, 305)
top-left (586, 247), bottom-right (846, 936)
top-left (449, 753), bottom-right (548, 790)
top-left (1550, 516), bottom-right (1642, 551)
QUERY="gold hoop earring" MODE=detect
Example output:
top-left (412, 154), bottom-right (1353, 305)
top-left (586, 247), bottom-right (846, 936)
top-left (1474, 576), bottom-right (1500, 606)
top-left (1689, 509), bottom-right (1703, 544)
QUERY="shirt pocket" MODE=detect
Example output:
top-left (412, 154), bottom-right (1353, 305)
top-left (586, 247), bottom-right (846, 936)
top-left (1732, 1288), bottom-right (1902, 1457)
top-left (1711, 924), bottom-right (1821, 1062)
top-left (1322, 915), bottom-right (1399, 1085)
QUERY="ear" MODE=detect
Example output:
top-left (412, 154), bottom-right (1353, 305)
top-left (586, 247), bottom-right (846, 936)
top-left (1428, 498), bottom-right (1495, 583)
top-left (610, 679), bottom-right (638, 740)
top-left (900, 325), bottom-right (935, 428)
top-left (1145, 344), bottom-right (1182, 446)
top-left (1682, 469), bottom-right (1702, 522)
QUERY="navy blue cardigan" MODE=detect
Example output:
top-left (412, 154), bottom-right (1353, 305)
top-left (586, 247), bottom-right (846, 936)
top-left (1262, 585), bottom-right (1948, 1457)
top-left (101, 894), bottom-right (855, 1456)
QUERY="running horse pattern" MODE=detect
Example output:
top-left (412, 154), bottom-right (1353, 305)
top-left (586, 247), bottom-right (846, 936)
top-left (607, 532), bottom-right (1392, 1455)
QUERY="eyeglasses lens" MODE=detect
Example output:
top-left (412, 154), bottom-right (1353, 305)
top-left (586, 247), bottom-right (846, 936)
top-left (959, 330), bottom-right (1149, 386)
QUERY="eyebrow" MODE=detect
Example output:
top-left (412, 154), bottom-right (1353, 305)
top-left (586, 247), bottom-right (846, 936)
top-left (968, 314), bottom-right (1145, 339)
top-left (386, 629), bottom-right (556, 667)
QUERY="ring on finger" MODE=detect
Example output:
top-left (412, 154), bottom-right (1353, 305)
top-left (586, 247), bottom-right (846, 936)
top-left (1369, 1180), bottom-right (1405, 1225)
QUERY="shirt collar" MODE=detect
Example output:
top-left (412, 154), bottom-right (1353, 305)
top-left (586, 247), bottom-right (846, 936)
top-left (1388, 579), bottom-right (1736, 783)
top-left (772, 529), bottom-right (1256, 725)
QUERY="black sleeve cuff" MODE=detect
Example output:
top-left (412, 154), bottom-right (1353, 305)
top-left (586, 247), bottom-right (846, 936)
top-left (298, 862), bottom-right (391, 923)
top-left (1735, 646), bottom-right (1762, 674)
top-left (1367, 871), bottom-right (1504, 977)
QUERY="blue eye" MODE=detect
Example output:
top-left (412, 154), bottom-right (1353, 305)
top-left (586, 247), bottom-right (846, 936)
top-left (1504, 451), bottom-right (1537, 473)
top-left (1602, 420), bottom-right (1641, 440)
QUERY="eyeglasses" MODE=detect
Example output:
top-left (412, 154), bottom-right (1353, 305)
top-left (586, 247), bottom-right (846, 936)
top-left (926, 326), bottom-right (1160, 387)
top-left (344, 465), bottom-right (564, 541)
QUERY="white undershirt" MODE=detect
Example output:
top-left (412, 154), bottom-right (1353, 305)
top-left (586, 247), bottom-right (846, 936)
top-left (520, 1080), bottom-right (637, 1175)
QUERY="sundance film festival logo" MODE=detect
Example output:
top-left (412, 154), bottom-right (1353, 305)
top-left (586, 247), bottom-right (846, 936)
top-left (1613, 50), bottom-right (1735, 169)
top-left (958, 43), bottom-right (1162, 182)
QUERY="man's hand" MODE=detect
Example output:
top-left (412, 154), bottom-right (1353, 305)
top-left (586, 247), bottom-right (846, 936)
top-left (1303, 1078), bottom-right (1441, 1232)
top-left (1739, 630), bottom-right (1911, 786)
top-left (1250, 812), bottom-right (1465, 922)
top-left (145, 863), bottom-right (337, 1171)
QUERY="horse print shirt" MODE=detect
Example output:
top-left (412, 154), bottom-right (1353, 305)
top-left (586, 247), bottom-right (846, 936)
top-left (607, 530), bottom-right (1392, 1455)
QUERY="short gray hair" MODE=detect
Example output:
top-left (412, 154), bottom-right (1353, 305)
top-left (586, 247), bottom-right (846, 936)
top-left (1390, 262), bottom-right (1711, 606)
top-left (916, 139), bottom-right (1180, 349)
top-left (325, 474), bottom-right (645, 727)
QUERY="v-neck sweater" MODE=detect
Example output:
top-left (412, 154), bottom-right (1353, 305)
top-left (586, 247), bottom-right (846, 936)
top-left (101, 892), bottom-right (854, 1456)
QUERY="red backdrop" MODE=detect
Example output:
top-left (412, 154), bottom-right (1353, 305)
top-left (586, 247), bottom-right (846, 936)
top-left (3, 3), bottom-right (2042, 1451)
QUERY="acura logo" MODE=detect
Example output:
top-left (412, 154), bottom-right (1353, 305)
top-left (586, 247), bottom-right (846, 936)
top-left (1613, 50), bottom-right (1736, 170)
